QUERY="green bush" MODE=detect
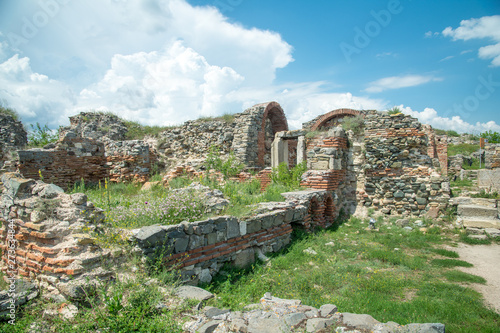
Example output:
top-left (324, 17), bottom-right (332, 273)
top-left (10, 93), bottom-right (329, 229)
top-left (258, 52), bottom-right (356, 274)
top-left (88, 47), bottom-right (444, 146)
top-left (481, 130), bottom-right (500, 143)
top-left (341, 115), bottom-right (364, 134)
top-left (27, 123), bottom-right (58, 147)
top-left (204, 145), bottom-right (244, 179)
top-left (387, 107), bottom-right (402, 115)
top-left (270, 162), bottom-right (307, 190)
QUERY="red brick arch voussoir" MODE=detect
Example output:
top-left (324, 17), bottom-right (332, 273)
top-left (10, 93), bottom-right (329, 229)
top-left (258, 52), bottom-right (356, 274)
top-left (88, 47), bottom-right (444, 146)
top-left (310, 109), bottom-right (364, 132)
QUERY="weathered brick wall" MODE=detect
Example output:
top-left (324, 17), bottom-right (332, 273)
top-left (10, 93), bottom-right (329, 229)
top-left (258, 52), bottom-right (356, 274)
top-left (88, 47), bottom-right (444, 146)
top-left (302, 108), bottom-right (365, 131)
top-left (18, 138), bottom-right (155, 189)
top-left (362, 112), bottom-right (450, 216)
top-left (0, 173), bottom-right (110, 285)
top-left (133, 189), bottom-right (332, 283)
top-left (424, 125), bottom-right (448, 175)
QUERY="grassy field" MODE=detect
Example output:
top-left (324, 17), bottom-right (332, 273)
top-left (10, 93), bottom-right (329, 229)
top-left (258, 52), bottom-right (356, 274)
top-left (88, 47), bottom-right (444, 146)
top-left (204, 217), bottom-right (500, 332)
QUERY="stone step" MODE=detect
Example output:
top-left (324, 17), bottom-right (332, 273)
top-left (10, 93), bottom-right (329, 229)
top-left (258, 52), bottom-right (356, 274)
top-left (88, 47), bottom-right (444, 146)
top-left (457, 205), bottom-right (499, 218)
top-left (462, 217), bottom-right (500, 229)
top-left (450, 197), bottom-right (497, 208)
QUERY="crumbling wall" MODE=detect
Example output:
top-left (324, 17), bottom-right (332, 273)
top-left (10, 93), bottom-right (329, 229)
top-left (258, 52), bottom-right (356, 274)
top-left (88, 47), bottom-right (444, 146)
top-left (424, 125), bottom-right (448, 175)
top-left (0, 173), bottom-right (114, 300)
top-left (484, 143), bottom-right (500, 169)
top-left (133, 189), bottom-right (332, 283)
top-left (302, 108), bottom-right (365, 131)
top-left (156, 119), bottom-right (235, 169)
top-left (299, 127), bottom-right (357, 218)
top-left (59, 112), bottom-right (128, 142)
top-left (18, 138), bottom-right (108, 189)
top-left (232, 102), bottom-right (288, 169)
top-left (0, 114), bottom-right (27, 168)
top-left (18, 137), bottom-right (154, 188)
top-left (361, 112), bottom-right (450, 216)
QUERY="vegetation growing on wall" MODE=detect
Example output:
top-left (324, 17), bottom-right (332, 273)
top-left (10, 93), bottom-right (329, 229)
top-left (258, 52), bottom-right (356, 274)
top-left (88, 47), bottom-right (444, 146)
top-left (0, 105), bottom-right (20, 121)
top-left (341, 115), bottom-right (364, 135)
top-left (27, 122), bottom-right (59, 147)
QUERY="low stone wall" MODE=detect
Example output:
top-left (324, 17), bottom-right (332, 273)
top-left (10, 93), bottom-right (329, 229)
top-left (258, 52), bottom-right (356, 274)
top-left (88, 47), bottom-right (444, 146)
top-left (362, 112), bottom-right (450, 216)
top-left (105, 140), bottom-right (154, 183)
top-left (0, 173), bottom-right (113, 299)
top-left (132, 189), bottom-right (332, 283)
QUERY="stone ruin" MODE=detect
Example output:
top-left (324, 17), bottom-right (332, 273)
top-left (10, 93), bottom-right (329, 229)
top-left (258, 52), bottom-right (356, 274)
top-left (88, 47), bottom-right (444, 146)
top-left (0, 113), bottom-right (27, 172)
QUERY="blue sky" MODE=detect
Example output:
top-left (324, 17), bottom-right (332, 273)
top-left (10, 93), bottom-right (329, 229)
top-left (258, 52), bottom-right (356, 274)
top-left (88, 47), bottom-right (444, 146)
top-left (0, 0), bottom-right (499, 133)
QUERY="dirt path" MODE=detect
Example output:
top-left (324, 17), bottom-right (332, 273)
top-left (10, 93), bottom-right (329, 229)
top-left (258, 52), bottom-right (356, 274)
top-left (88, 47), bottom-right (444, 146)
top-left (450, 243), bottom-right (500, 314)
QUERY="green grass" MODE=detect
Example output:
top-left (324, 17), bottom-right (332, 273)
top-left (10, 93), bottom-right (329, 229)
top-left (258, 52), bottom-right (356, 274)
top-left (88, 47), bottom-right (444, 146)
top-left (443, 271), bottom-right (487, 284)
top-left (450, 179), bottom-right (474, 188)
top-left (447, 143), bottom-right (479, 157)
top-left (431, 259), bottom-right (473, 268)
top-left (460, 233), bottom-right (492, 245)
top-left (205, 217), bottom-right (500, 332)
top-left (0, 105), bottom-right (20, 121)
top-left (123, 120), bottom-right (173, 140)
top-left (0, 256), bottom-right (186, 333)
top-left (429, 248), bottom-right (459, 258)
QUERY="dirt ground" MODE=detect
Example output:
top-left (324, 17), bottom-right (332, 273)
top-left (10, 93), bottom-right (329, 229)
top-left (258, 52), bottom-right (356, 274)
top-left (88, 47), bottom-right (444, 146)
top-left (450, 243), bottom-right (500, 314)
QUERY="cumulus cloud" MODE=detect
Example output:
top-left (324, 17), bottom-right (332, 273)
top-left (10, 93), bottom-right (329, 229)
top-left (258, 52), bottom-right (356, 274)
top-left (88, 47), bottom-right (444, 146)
top-left (398, 105), bottom-right (500, 133)
top-left (443, 15), bottom-right (500, 67)
top-left (364, 75), bottom-right (442, 93)
top-left (0, 55), bottom-right (75, 127)
top-left (77, 41), bottom-right (244, 126)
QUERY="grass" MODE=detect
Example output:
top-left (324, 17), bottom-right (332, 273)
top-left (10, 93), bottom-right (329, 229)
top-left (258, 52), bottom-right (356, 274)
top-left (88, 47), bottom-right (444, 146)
top-left (429, 248), bottom-right (459, 258)
top-left (431, 259), bottom-right (474, 268)
top-left (450, 179), bottom-right (474, 188)
top-left (460, 233), bottom-right (492, 245)
top-left (443, 271), bottom-right (487, 284)
top-left (448, 143), bottom-right (479, 157)
top-left (0, 254), bottom-right (187, 332)
top-left (205, 217), bottom-right (500, 332)
top-left (123, 120), bottom-right (173, 140)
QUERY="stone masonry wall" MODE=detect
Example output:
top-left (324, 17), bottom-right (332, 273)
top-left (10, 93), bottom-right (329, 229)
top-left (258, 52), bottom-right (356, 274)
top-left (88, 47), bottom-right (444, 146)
top-left (0, 173), bottom-right (114, 300)
top-left (484, 143), bottom-right (500, 169)
top-left (133, 189), bottom-right (332, 284)
top-left (361, 112), bottom-right (450, 216)
top-left (0, 114), bottom-right (27, 167)
top-left (18, 137), bottom-right (154, 189)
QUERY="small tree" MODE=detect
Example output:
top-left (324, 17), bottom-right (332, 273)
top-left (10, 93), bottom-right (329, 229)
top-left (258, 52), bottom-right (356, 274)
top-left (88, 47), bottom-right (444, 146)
top-left (481, 130), bottom-right (500, 143)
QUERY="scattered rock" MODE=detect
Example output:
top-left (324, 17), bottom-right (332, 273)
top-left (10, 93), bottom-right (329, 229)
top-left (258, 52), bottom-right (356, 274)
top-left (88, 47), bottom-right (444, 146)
top-left (173, 286), bottom-right (214, 302)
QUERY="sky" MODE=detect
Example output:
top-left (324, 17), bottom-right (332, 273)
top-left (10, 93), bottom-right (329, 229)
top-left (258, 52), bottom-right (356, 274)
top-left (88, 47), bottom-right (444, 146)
top-left (0, 0), bottom-right (499, 133)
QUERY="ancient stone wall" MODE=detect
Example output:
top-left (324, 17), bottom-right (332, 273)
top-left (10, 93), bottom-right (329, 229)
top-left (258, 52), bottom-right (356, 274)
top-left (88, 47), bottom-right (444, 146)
top-left (302, 109), bottom-right (365, 131)
top-left (133, 190), bottom-right (332, 283)
top-left (424, 125), bottom-right (448, 175)
top-left (298, 127), bottom-right (358, 218)
top-left (0, 114), bottom-right (27, 167)
top-left (484, 143), bottom-right (500, 169)
top-left (18, 137), bottom-right (154, 189)
top-left (361, 112), bottom-right (450, 216)
top-left (231, 102), bottom-right (288, 169)
top-left (59, 112), bottom-right (128, 142)
top-left (0, 173), bottom-right (113, 297)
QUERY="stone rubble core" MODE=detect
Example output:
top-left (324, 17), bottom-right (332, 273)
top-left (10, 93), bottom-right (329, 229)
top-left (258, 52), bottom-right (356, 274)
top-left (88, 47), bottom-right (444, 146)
top-left (179, 290), bottom-right (445, 333)
top-left (0, 113), bottom-right (27, 171)
top-left (0, 172), bottom-right (118, 302)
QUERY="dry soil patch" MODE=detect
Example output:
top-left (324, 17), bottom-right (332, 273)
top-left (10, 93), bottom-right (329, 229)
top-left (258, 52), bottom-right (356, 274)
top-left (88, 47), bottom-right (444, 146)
top-left (450, 243), bottom-right (500, 314)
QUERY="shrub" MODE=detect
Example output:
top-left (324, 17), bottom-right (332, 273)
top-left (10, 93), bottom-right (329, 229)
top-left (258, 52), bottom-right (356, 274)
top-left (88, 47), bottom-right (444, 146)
top-left (27, 123), bottom-right (58, 147)
top-left (270, 162), bottom-right (307, 190)
top-left (204, 145), bottom-right (244, 179)
top-left (387, 107), bottom-right (402, 115)
top-left (341, 115), bottom-right (364, 134)
top-left (481, 130), bottom-right (500, 143)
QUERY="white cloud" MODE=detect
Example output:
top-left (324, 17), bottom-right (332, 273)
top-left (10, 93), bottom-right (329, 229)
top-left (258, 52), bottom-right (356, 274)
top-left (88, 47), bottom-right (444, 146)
top-left (364, 75), bottom-right (442, 93)
top-left (443, 15), bottom-right (500, 67)
top-left (424, 31), bottom-right (439, 38)
top-left (399, 105), bottom-right (500, 133)
top-left (77, 41), bottom-right (244, 126)
top-left (440, 55), bottom-right (454, 62)
top-left (0, 55), bottom-right (75, 127)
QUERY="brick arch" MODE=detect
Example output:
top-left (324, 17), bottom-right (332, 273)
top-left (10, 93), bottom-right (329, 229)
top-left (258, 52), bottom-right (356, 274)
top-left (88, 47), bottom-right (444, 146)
top-left (324, 193), bottom-right (335, 226)
top-left (310, 109), bottom-right (364, 132)
top-left (256, 102), bottom-right (288, 167)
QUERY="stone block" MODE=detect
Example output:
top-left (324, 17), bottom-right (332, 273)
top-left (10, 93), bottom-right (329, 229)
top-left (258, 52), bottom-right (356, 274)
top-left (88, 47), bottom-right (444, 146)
top-left (233, 248), bottom-right (255, 268)
top-left (246, 219), bottom-right (262, 234)
top-left (226, 218), bottom-right (240, 239)
top-left (135, 225), bottom-right (166, 248)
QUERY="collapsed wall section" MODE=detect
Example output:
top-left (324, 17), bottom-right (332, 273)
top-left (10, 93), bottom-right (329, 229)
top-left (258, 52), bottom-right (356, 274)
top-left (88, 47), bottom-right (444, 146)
top-left (361, 112), bottom-right (450, 216)
top-left (0, 173), bottom-right (113, 297)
